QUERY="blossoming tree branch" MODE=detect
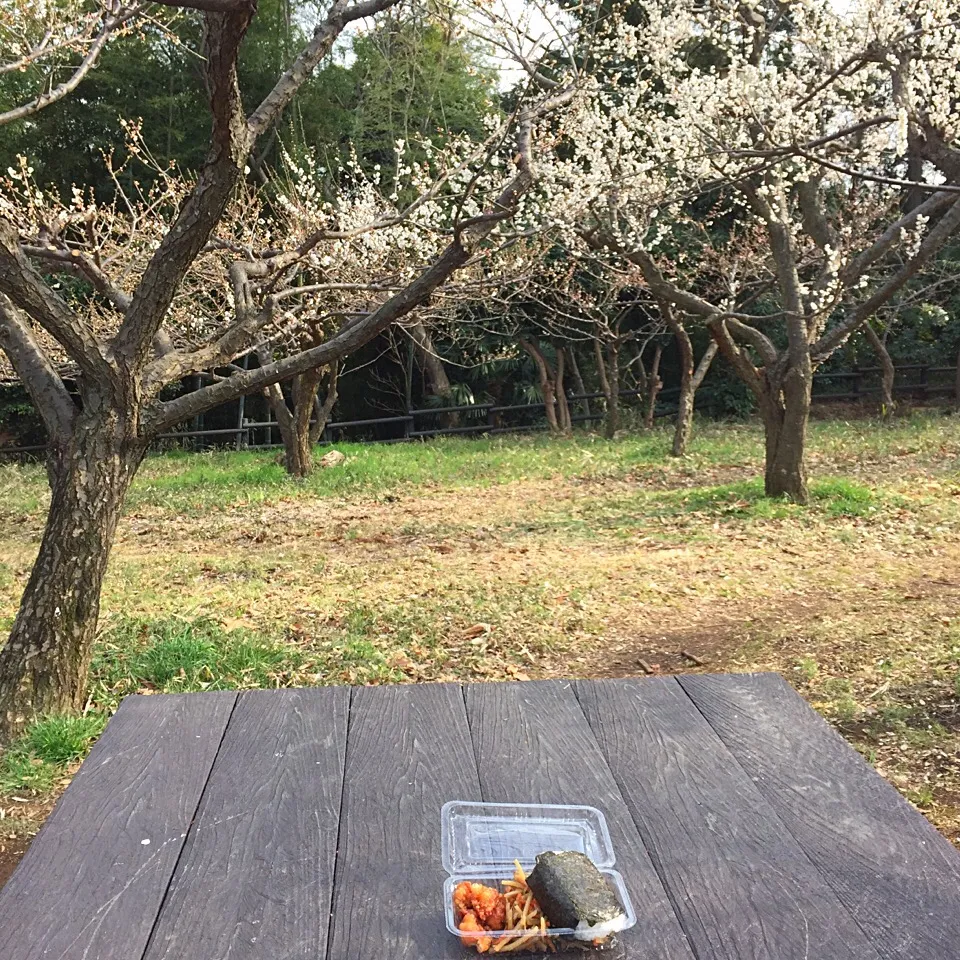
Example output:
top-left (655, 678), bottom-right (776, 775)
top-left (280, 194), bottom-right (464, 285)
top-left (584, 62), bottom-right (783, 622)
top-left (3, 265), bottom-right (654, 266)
top-left (546, 0), bottom-right (960, 501)
top-left (0, 0), bottom-right (580, 738)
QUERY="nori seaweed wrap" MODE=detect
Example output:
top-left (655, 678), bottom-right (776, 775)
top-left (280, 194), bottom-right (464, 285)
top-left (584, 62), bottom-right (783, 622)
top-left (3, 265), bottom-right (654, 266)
top-left (526, 851), bottom-right (627, 941)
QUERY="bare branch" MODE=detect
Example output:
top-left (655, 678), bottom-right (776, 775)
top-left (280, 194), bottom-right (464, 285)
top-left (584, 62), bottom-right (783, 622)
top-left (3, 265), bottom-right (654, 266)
top-left (145, 81), bottom-right (573, 432)
top-left (796, 179), bottom-right (838, 252)
top-left (796, 147), bottom-right (960, 194)
top-left (0, 296), bottom-right (75, 441)
top-left (814, 196), bottom-right (960, 362)
top-left (22, 245), bottom-right (132, 312)
top-left (708, 318), bottom-right (763, 397)
top-left (247, 0), bottom-right (402, 138)
top-left (839, 189), bottom-right (956, 288)
top-left (0, 220), bottom-right (114, 382)
top-left (726, 116), bottom-right (894, 160)
top-left (0, 4), bottom-right (140, 127)
top-left (146, 236), bottom-right (473, 432)
top-left (112, 5), bottom-right (255, 370)
top-left (691, 340), bottom-right (718, 391)
top-left (588, 232), bottom-right (720, 318)
top-left (725, 317), bottom-right (778, 367)
top-left (151, 0), bottom-right (258, 9)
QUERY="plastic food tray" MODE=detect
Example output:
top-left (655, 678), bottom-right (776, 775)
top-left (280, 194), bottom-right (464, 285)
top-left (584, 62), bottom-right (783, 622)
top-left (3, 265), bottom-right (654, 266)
top-left (441, 801), bottom-right (636, 948)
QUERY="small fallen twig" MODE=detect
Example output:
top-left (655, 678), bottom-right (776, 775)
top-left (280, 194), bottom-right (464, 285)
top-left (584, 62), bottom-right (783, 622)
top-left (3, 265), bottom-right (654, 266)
top-left (637, 658), bottom-right (657, 675)
top-left (681, 649), bottom-right (707, 667)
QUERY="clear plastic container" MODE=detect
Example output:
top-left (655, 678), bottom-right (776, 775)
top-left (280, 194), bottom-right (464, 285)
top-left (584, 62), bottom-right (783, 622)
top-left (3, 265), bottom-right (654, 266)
top-left (441, 801), bottom-right (636, 952)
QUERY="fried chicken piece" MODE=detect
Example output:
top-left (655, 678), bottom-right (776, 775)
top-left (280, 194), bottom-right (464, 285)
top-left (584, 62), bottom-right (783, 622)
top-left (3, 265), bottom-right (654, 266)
top-left (453, 882), bottom-right (507, 930)
top-left (459, 910), bottom-right (493, 953)
top-left (453, 881), bottom-right (475, 919)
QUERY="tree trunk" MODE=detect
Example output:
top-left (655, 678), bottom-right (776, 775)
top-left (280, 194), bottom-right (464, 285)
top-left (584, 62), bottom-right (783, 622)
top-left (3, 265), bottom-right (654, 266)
top-left (567, 348), bottom-right (590, 418)
top-left (520, 338), bottom-right (559, 433)
top-left (262, 372), bottom-right (319, 478)
top-left (760, 366), bottom-right (811, 503)
top-left (309, 363), bottom-right (339, 444)
top-left (863, 321), bottom-right (896, 417)
top-left (644, 344), bottom-right (663, 429)
top-left (671, 339), bottom-right (717, 457)
top-left (662, 303), bottom-right (718, 457)
top-left (410, 321), bottom-right (457, 427)
top-left (554, 346), bottom-right (572, 435)
top-left (0, 408), bottom-right (144, 739)
top-left (956, 345), bottom-right (960, 412)
top-left (605, 341), bottom-right (621, 439)
top-left (671, 317), bottom-right (696, 456)
top-left (594, 338), bottom-right (619, 439)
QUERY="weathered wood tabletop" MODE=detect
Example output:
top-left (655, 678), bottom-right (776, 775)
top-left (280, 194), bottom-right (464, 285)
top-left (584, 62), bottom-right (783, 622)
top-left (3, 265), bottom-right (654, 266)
top-left (1, 674), bottom-right (958, 960)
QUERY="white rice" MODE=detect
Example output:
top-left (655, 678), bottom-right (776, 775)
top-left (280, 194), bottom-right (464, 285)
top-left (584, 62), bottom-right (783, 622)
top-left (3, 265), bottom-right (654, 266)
top-left (573, 913), bottom-right (629, 941)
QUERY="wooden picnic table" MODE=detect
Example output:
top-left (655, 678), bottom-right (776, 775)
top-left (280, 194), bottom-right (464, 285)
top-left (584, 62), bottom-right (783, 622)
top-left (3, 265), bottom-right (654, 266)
top-left (1, 674), bottom-right (958, 960)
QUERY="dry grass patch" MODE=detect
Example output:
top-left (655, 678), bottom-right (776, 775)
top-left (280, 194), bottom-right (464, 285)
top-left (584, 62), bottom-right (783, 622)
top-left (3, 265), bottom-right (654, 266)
top-left (1, 414), bottom-right (959, 873)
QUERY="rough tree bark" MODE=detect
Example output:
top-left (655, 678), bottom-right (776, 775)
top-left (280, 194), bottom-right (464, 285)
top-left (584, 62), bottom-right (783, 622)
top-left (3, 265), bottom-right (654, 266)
top-left (758, 365), bottom-right (811, 501)
top-left (409, 321), bottom-right (457, 427)
top-left (410, 321), bottom-right (452, 400)
top-left (311, 363), bottom-right (339, 443)
top-left (594, 338), bottom-right (619, 439)
top-left (706, 318), bottom-right (812, 503)
top-left (520, 337), bottom-right (560, 433)
top-left (261, 361), bottom-right (338, 477)
top-left (554, 345), bottom-right (572, 435)
top-left (566, 348), bottom-right (591, 419)
top-left (644, 343), bottom-right (663, 429)
top-left (0, 400), bottom-right (146, 728)
top-left (663, 301), bottom-right (718, 456)
top-left (862, 321), bottom-right (896, 417)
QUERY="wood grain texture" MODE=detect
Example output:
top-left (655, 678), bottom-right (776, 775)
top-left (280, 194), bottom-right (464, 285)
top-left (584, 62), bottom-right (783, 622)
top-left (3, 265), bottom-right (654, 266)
top-left (143, 688), bottom-right (349, 960)
top-left (327, 682), bottom-right (482, 960)
top-left (0, 692), bottom-right (236, 960)
top-left (464, 680), bottom-right (695, 960)
top-left (681, 672), bottom-right (960, 960)
top-left (576, 677), bottom-right (881, 960)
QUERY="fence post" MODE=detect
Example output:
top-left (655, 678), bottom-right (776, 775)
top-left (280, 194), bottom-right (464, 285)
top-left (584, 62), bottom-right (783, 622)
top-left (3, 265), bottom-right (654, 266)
top-left (920, 364), bottom-right (928, 401)
top-left (852, 366), bottom-right (861, 400)
top-left (404, 408), bottom-right (412, 439)
top-left (487, 404), bottom-right (496, 433)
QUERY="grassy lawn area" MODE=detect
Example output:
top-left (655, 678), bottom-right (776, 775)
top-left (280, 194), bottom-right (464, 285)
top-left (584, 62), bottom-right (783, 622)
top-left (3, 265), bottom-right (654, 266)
top-left (1, 413), bottom-right (959, 875)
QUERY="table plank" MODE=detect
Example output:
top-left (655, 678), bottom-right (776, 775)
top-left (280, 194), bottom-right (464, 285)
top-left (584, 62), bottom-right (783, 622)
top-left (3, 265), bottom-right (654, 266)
top-left (0, 692), bottom-right (236, 960)
top-left (327, 683), bottom-right (482, 960)
top-left (576, 677), bottom-right (881, 960)
top-left (142, 687), bottom-right (349, 960)
top-left (681, 672), bottom-right (960, 960)
top-left (464, 680), bottom-right (695, 960)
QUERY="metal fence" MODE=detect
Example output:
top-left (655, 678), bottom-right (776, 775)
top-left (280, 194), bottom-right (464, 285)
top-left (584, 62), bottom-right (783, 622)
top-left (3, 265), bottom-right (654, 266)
top-left (1, 363), bottom-right (956, 459)
top-left (241, 388), bottom-right (662, 449)
top-left (810, 363), bottom-right (956, 402)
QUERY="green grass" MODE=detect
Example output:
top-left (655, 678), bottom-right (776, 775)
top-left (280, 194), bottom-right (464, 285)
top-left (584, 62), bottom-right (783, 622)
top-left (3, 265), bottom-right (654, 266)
top-left (0, 411), bottom-right (953, 522)
top-left (91, 617), bottom-right (310, 709)
top-left (0, 750), bottom-right (60, 794)
top-left (0, 714), bottom-right (107, 795)
top-left (1, 413), bottom-right (960, 841)
top-left (649, 477), bottom-right (883, 520)
top-left (25, 714), bottom-right (106, 763)
top-left (497, 475), bottom-right (895, 544)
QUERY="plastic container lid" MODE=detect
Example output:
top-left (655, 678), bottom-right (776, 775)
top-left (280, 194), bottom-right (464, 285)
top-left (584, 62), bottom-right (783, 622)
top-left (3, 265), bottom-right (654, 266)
top-left (440, 801), bottom-right (617, 875)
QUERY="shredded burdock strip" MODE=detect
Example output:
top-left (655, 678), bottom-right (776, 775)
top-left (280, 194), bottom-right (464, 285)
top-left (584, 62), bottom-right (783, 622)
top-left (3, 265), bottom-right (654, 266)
top-left (481, 861), bottom-right (553, 954)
